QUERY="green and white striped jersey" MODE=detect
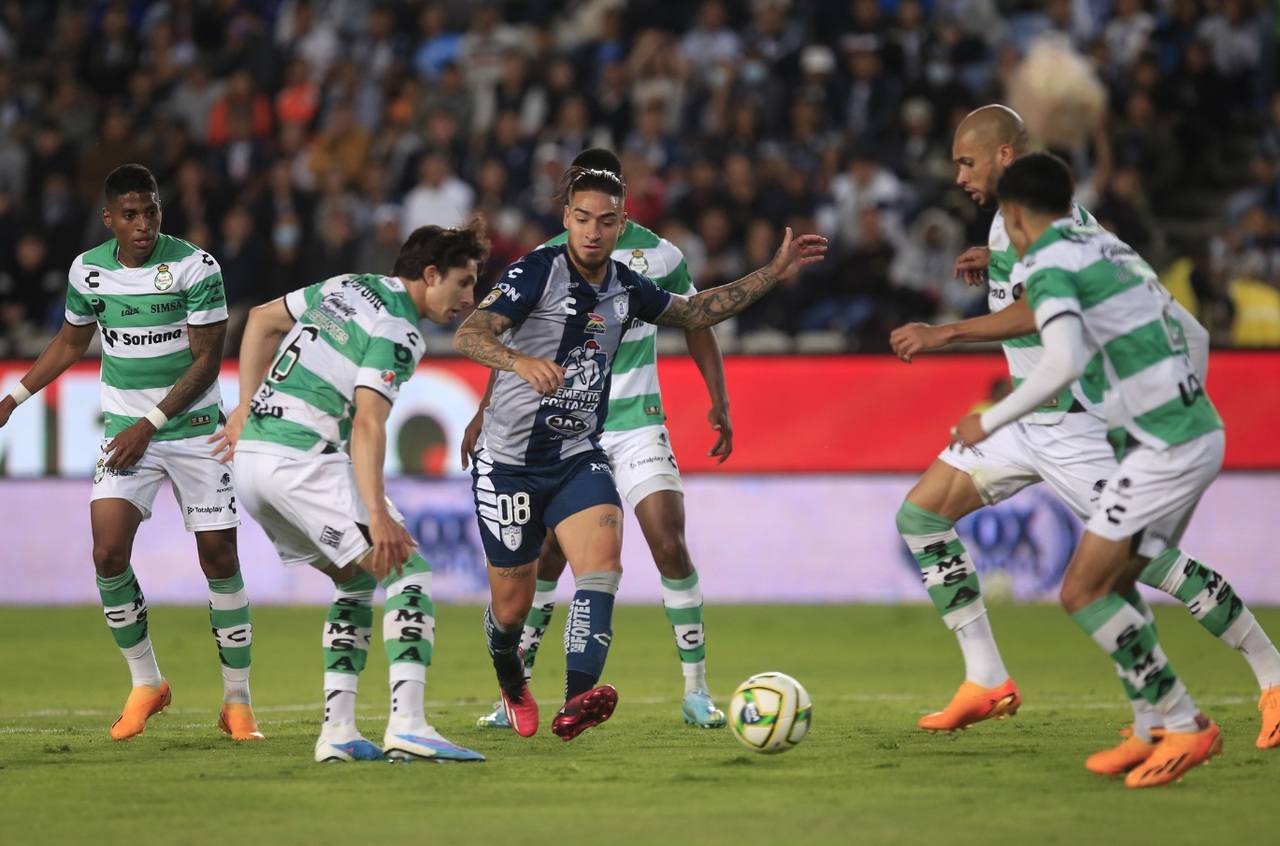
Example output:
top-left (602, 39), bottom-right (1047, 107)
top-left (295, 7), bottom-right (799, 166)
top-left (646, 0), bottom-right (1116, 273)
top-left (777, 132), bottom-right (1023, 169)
top-left (1018, 222), bottom-right (1222, 451)
top-left (544, 221), bottom-right (693, 431)
top-left (990, 204), bottom-right (1103, 423)
top-left (237, 274), bottom-right (426, 458)
top-left (65, 234), bottom-right (227, 440)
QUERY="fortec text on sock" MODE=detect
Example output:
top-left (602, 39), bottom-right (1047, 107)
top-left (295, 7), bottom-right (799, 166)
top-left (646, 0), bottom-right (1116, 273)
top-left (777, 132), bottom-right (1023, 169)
top-left (566, 598), bottom-right (591, 654)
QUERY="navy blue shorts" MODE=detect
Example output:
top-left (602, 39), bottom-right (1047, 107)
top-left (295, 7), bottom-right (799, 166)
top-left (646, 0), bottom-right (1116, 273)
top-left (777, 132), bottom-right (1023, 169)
top-left (470, 447), bottom-right (622, 567)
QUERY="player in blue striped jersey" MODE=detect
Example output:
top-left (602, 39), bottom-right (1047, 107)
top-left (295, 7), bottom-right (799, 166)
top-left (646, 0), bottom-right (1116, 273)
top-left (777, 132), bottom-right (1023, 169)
top-left (453, 165), bottom-right (826, 741)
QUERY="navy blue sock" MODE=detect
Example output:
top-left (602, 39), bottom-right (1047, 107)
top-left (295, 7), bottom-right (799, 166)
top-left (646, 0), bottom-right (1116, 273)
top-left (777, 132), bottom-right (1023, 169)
top-left (563, 572), bottom-right (620, 700)
top-left (484, 605), bottom-right (524, 695)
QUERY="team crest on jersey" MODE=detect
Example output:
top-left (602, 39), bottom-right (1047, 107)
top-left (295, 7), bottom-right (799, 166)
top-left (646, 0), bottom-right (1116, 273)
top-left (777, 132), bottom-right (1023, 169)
top-left (478, 288), bottom-right (502, 308)
top-left (585, 313), bottom-right (606, 334)
top-left (628, 249), bottom-right (648, 273)
top-left (613, 292), bottom-right (629, 322)
top-left (501, 524), bottom-right (522, 551)
top-left (154, 264), bottom-right (174, 291)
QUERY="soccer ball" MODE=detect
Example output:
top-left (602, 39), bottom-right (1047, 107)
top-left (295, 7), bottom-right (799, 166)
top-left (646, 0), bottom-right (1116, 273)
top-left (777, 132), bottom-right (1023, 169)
top-left (728, 672), bottom-right (812, 754)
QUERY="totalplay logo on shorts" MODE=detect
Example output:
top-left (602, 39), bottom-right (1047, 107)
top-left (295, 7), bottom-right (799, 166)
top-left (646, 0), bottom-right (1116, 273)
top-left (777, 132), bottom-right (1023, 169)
top-left (187, 505), bottom-right (224, 515)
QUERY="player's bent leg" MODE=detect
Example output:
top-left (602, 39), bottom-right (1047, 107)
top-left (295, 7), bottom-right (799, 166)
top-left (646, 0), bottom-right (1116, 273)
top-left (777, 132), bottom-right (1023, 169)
top-left (634, 488), bottom-right (725, 728)
top-left (485, 560), bottom-right (539, 737)
top-left (1064, 533), bottom-right (1216, 785)
top-left (314, 564), bottom-right (376, 752)
top-left (1139, 548), bottom-right (1280, 748)
top-left (195, 528), bottom-right (261, 739)
top-left (898, 465), bottom-right (1016, 730)
top-left (91, 499), bottom-right (170, 739)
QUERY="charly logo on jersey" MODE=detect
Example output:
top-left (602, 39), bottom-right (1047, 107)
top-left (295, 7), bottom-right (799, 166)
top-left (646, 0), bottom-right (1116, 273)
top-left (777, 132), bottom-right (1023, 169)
top-left (614, 291), bottom-right (629, 323)
top-left (154, 263), bottom-right (174, 291)
top-left (585, 313), bottom-right (606, 334)
top-left (628, 249), bottom-right (648, 273)
top-left (501, 524), bottom-right (522, 551)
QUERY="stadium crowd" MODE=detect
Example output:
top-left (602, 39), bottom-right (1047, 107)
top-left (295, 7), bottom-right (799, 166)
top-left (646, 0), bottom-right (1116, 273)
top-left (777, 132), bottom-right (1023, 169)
top-left (0, 0), bottom-right (1276, 357)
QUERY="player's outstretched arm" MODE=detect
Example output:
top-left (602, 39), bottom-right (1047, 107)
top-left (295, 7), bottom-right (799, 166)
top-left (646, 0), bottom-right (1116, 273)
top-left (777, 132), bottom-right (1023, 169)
top-left (0, 320), bottom-right (96, 427)
top-left (890, 299), bottom-right (1037, 363)
top-left (684, 327), bottom-right (732, 462)
top-left (454, 309), bottom-right (565, 396)
top-left (351, 387), bottom-right (414, 580)
top-left (657, 228), bottom-right (827, 331)
top-left (211, 297), bottom-right (296, 462)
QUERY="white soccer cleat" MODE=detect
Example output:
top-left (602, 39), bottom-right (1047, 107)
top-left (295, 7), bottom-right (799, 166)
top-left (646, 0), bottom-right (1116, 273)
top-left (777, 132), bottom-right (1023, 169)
top-left (315, 723), bottom-right (386, 763)
top-left (383, 719), bottom-right (486, 762)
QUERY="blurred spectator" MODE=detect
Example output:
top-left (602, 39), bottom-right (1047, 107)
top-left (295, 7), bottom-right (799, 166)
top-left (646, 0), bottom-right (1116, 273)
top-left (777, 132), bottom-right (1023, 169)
top-left (274, 55), bottom-right (320, 130)
top-left (301, 206), bottom-right (359, 284)
top-left (1103, 0), bottom-right (1156, 76)
top-left (1094, 164), bottom-right (1159, 257)
top-left (838, 36), bottom-right (904, 147)
top-left (693, 205), bottom-right (745, 291)
top-left (0, 230), bottom-right (61, 356)
top-left (1195, 0), bottom-right (1262, 112)
top-left (401, 147), bottom-right (475, 236)
top-left (308, 99), bottom-right (372, 190)
top-left (206, 69), bottom-right (273, 149)
top-left (76, 104), bottom-right (144, 206)
top-left (820, 144), bottom-right (907, 252)
top-left (412, 2), bottom-right (462, 81)
top-left (679, 0), bottom-right (742, 88)
top-left (273, 0), bottom-right (338, 83)
top-left (890, 207), bottom-right (974, 321)
top-left (216, 204), bottom-right (265, 355)
top-left (79, 2), bottom-right (138, 101)
top-left (356, 203), bottom-right (405, 276)
top-left (164, 63), bottom-right (222, 143)
top-left (799, 205), bottom-right (897, 348)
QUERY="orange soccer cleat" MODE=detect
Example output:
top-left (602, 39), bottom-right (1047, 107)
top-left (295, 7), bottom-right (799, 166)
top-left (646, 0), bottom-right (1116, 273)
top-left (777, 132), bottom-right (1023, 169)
top-left (1124, 719), bottom-right (1222, 789)
top-left (109, 679), bottom-right (172, 740)
top-left (1256, 686), bottom-right (1280, 750)
top-left (918, 679), bottom-right (1021, 733)
top-left (1085, 726), bottom-right (1162, 776)
top-left (218, 702), bottom-right (266, 741)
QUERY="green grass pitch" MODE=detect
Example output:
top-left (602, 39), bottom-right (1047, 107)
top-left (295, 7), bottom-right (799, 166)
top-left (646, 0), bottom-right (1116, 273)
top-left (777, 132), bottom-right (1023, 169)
top-left (2, 603), bottom-right (1276, 846)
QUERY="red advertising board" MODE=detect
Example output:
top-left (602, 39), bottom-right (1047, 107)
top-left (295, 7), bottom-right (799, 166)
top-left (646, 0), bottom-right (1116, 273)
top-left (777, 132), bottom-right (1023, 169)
top-left (3, 351), bottom-right (1278, 475)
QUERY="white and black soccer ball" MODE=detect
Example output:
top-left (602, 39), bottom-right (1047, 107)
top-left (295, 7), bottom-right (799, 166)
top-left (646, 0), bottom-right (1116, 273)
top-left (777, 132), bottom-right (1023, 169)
top-left (728, 672), bottom-right (812, 754)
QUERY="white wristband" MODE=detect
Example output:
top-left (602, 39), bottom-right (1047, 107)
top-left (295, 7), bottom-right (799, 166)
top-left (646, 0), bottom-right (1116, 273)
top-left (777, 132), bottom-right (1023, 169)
top-left (144, 407), bottom-right (169, 429)
top-left (7, 383), bottom-right (31, 406)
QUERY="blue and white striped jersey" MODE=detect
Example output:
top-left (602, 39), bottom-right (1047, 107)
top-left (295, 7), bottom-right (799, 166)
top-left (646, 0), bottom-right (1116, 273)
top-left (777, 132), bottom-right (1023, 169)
top-left (476, 244), bottom-right (673, 466)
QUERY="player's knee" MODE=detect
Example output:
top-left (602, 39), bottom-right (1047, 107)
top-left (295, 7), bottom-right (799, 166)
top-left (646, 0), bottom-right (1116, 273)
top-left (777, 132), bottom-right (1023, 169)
top-left (896, 500), bottom-right (952, 536)
top-left (92, 544), bottom-right (130, 577)
top-left (650, 536), bottom-right (693, 579)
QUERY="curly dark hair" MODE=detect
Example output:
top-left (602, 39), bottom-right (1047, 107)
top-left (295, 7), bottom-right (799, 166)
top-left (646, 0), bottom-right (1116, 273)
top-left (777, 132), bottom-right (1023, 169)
top-left (392, 216), bottom-right (491, 280)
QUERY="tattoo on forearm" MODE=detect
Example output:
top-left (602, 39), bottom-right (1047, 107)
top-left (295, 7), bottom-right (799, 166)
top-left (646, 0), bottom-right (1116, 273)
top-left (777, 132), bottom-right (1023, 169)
top-left (455, 311), bottom-right (521, 370)
top-left (657, 269), bottom-right (780, 330)
top-left (162, 323), bottom-right (226, 416)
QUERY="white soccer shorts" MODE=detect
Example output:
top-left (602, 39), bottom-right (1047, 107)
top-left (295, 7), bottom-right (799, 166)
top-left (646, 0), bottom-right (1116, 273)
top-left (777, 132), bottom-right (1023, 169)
top-left (235, 449), bottom-right (405, 569)
top-left (600, 425), bottom-right (684, 507)
top-left (939, 411), bottom-right (1117, 520)
top-left (1086, 429), bottom-right (1224, 560)
top-left (91, 435), bottom-right (239, 531)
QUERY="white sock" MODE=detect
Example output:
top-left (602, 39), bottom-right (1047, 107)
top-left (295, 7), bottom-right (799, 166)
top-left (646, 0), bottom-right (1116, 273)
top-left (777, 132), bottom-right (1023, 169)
top-left (323, 673), bottom-right (358, 727)
top-left (122, 639), bottom-right (163, 688)
top-left (955, 611), bottom-right (1009, 688)
top-left (389, 665), bottom-right (426, 724)
top-left (222, 666), bottom-right (251, 705)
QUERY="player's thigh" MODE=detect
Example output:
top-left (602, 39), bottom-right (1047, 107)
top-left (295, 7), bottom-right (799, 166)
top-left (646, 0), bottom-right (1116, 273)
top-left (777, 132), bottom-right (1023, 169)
top-left (547, 450), bottom-right (624, 573)
top-left (1085, 431), bottom-right (1224, 560)
top-left (90, 438), bottom-right (166, 522)
top-left (1022, 415), bottom-right (1117, 520)
top-left (930, 424), bottom-right (1042, 513)
top-left (236, 450), bottom-right (371, 568)
top-left (471, 447), bottom-right (550, 568)
top-left (156, 437), bottom-right (240, 532)
top-left (601, 426), bottom-right (685, 508)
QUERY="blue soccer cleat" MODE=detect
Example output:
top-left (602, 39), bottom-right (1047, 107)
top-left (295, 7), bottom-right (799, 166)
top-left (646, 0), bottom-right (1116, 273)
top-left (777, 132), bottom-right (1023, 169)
top-left (383, 720), bottom-right (486, 762)
top-left (315, 724), bottom-right (386, 763)
top-left (682, 689), bottom-right (727, 729)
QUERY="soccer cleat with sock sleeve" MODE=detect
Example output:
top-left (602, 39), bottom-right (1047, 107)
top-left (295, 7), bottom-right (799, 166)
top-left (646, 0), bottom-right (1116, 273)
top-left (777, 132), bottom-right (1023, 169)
top-left (109, 679), bottom-right (172, 740)
top-left (918, 678), bottom-right (1020, 732)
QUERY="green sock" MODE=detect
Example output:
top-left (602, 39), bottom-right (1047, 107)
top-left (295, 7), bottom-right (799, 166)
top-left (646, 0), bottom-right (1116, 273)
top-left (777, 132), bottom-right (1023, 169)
top-left (98, 564), bottom-right (162, 688)
top-left (208, 572), bottom-right (252, 704)
top-left (521, 578), bottom-right (559, 680)
top-left (1141, 548), bottom-right (1280, 688)
top-left (1072, 593), bottom-right (1199, 732)
top-left (382, 553), bottom-right (434, 722)
top-left (896, 501), bottom-right (985, 628)
top-left (661, 571), bottom-right (707, 693)
top-left (322, 570), bottom-right (375, 726)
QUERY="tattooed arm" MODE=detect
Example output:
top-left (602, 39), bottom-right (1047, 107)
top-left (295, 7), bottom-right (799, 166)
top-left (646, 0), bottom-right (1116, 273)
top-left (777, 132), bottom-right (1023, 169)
top-left (654, 228), bottom-right (827, 331)
top-left (454, 308), bottom-right (566, 396)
